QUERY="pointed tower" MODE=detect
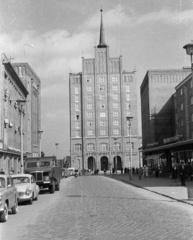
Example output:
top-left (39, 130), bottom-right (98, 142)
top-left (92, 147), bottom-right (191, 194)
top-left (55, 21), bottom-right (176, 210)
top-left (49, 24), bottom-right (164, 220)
top-left (97, 9), bottom-right (108, 48)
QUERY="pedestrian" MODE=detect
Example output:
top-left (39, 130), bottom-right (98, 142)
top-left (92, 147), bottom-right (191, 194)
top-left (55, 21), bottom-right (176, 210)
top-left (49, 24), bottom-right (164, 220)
top-left (121, 167), bottom-right (123, 174)
top-left (172, 163), bottom-right (178, 183)
top-left (112, 168), bottom-right (115, 174)
top-left (103, 168), bottom-right (106, 175)
top-left (179, 161), bottom-right (187, 186)
top-left (155, 165), bottom-right (159, 178)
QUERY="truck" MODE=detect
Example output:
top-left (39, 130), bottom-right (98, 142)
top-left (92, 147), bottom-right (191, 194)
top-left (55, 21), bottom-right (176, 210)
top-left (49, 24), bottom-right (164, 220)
top-left (24, 156), bottom-right (62, 194)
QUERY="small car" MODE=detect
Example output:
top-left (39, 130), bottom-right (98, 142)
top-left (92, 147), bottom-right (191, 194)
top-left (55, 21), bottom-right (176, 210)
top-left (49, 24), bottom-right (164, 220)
top-left (0, 174), bottom-right (18, 222)
top-left (12, 174), bottom-right (39, 204)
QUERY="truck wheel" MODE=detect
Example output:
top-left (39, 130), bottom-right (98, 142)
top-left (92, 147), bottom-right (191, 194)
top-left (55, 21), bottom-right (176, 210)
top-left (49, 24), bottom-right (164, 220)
top-left (12, 200), bottom-right (18, 214)
top-left (49, 182), bottom-right (55, 194)
top-left (1, 203), bottom-right (8, 222)
top-left (56, 182), bottom-right (60, 191)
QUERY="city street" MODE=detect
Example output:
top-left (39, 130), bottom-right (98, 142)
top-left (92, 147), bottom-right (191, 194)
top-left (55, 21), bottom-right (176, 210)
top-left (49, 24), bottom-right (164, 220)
top-left (1, 175), bottom-right (193, 240)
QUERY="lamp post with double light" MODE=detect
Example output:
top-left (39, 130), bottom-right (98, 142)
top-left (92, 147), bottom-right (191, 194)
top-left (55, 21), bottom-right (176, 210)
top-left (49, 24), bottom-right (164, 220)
top-left (17, 99), bottom-right (26, 174)
top-left (38, 130), bottom-right (43, 157)
top-left (126, 116), bottom-right (133, 180)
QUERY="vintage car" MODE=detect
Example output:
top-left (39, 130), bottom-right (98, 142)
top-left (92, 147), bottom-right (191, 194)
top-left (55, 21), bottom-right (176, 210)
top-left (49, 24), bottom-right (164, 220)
top-left (12, 174), bottom-right (39, 204)
top-left (0, 174), bottom-right (18, 222)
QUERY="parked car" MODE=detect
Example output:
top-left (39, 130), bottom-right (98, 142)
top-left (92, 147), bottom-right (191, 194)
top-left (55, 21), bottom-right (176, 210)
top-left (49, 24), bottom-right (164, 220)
top-left (12, 174), bottom-right (39, 204)
top-left (0, 174), bottom-right (18, 222)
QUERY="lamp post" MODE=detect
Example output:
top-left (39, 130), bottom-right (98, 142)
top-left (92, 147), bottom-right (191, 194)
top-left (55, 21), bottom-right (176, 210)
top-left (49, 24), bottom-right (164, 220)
top-left (114, 137), bottom-right (118, 174)
top-left (183, 42), bottom-right (193, 70)
top-left (17, 99), bottom-right (26, 174)
top-left (38, 130), bottom-right (43, 157)
top-left (126, 116), bottom-right (133, 180)
top-left (55, 143), bottom-right (59, 159)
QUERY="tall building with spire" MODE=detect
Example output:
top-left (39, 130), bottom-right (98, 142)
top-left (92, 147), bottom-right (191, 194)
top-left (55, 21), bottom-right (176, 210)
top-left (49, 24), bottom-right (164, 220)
top-left (69, 9), bottom-right (141, 171)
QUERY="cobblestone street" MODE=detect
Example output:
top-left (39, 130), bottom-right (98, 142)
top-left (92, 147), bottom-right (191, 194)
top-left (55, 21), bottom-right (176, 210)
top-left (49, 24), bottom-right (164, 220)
top-left (1, 176), bottom-right (193, 240)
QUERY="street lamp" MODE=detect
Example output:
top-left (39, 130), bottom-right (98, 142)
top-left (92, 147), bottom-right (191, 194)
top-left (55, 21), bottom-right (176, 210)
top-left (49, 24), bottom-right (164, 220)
top-left (114, 137), bottom-right (118, 174)
top-left (38, 130), bottom-right (43, 157)
top-left (183, 42), bottom-right (193, 69)
top-left (17, 99), bottom-right (26, 174)
top-left (126, 116), bottom-right (133, 180)
top-left (55, 143), bottom-right (59, 159)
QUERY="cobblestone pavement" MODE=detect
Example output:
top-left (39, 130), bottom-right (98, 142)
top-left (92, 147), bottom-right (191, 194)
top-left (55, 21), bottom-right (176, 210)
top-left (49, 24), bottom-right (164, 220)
top-left (1, 176), bottom-right (193, 240)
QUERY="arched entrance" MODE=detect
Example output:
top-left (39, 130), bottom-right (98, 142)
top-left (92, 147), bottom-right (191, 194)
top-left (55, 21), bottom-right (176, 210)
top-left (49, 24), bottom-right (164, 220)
top-left (101, 156), bottom-right (108, 171)
top-left (113, 156), bottom-right (122, 170)
top-left (88, 157), bottom-right (95, 171)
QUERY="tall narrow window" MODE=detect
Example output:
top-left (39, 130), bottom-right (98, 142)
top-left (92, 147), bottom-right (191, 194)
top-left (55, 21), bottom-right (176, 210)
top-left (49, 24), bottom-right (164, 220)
top-left (100, 143), bottom-right (107, 151)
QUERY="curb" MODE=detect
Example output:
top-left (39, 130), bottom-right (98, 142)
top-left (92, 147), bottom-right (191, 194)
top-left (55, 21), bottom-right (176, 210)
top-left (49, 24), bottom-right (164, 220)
top-left (106, 175), bottom-right (193, 207)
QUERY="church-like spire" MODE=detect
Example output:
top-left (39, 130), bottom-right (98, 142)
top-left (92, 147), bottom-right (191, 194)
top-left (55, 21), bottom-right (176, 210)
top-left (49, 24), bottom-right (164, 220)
top-left (97, 8), bottom-right (107, 48)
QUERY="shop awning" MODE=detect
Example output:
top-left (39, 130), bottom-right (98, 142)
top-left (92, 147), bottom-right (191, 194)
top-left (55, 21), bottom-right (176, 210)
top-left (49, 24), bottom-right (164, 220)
top-left (145, 153), bottom-right (164, 160)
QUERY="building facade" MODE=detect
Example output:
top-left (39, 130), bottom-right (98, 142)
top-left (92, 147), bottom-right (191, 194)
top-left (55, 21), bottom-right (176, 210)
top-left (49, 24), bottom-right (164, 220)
top-left (69, 10), bottom-right (141, 171)
top-left (0, 55), bottom-right (28, 174)
top-left (12, 63), bottom-right (41, 157)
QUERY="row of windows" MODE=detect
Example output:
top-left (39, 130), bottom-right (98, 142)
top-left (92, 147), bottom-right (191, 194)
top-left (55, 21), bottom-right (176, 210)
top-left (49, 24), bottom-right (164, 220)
top-left (74, 128), bottom-right (120, 137)
top-left (75, 102), bottom-right (130, 111)
top-left (75, 93), bottom-right (131, 102)
top-left (74, 142), bottom-right (134, 152)
top-left (85, 85), bottom-right (130, 92)
top-left (86, 111), bottom-right (120, 118)
top-left (85, 76), bottom-right (119, 83)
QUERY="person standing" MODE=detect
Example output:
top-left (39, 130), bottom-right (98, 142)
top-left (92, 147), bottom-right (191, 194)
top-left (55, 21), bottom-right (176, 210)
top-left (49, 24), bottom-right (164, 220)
top-left (179, 161), bottom-right (187, 186)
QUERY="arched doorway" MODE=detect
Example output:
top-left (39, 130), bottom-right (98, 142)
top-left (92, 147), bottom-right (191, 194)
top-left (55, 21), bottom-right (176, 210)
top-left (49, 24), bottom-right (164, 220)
top-left (88, 157), bottom-right (95, 171)
top-left (101, 156), bottom-right (108, 171)
top-left (113, 156), bottom-right (122, 170)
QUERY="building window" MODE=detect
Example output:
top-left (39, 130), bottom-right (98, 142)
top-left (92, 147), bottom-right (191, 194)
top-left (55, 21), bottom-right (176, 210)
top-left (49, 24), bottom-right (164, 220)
top-left (112, 85), bottom-right (118, 91)
top-left (99, 85), bottom-right (105, 91)
top-left (75, 87), bottom-right (79, 94)
top-left (87, 94), bottom-right (92, 100)
top-left (99, 93), bottom-right (105, 100)
top-left (180, 119), bottom-right (184, 127)
top-left (87, 143), bottom-right (94, 151)
top-left (180, 88), bottom-right (183, 95)
top-left (75, 130), bottom-right (80, 137)
top-left (87, 86), bottom-right (92, 91)
top-left (99, 76), bottom-right (105, 82)
top-left (180, 103), bottom-right (183, 111)
top-left (113, 142), bottom-right (121, 150)
top-left (113, 111), bottom-right (119, 117)
top-left (75, 104), bottom-right (79, 111)
top-left (88, 129), bottom-right (94, 136)
top-left (100, 129), bottom-right (107, 136)
top-left (87, 120), bottom-right (93, 127)
top-left (191, 113), bottom-right (193, 122)
top-left (87, 103), bottom-right (92, 109)
top-left (75, 95), bottom-right (79, 102)
top-left (113, 128), bottom-right (119, 135)
top-left (191, 96), bottom-right (193, 105)
top-left (100, 104), bottom-right (105, 109)
top-left (87, 112), bottom-right (93, 118)
top-left (100, 143), bottom-right (107, 151)
top-left (126, 85), bottom-right (130, 92)
top-left (86, 77), bottom-right (92, 83)
top-left (112, 93), bottom-right (118, 100)
top-left (74, 144), bottom-right (81, 152)
top-left (100, 120), bottom-right (106, 126)
top-left (113, 103), bottom-right (118, 108)
top-left (100, 112), bottom-right (106, 117)
top-left (112, 76), bottom-right (118, 82)
top-left (126, 93), bottom-right (130, 101)
top-left (126, 142), bottom-right (134, 150)
top-left (126, 103), bottom-right (130, 110)
top-left (75, 121), bottom-right (80, 128)
top-left (113, 120), bottom-right (119, 126)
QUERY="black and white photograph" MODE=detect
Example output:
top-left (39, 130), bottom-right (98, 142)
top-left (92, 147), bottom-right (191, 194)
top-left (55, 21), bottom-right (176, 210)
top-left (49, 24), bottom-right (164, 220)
top-left (0, 0), bottom-right (193, 239)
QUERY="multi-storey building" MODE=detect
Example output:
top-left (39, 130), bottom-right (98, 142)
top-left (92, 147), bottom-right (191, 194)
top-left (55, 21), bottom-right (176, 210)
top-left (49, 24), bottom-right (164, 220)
top-left (0, 55), bottom-right (28, 174)
top-left (12, 63), bottom-right (41, 157)
top-left (69, 10), bottom-right (141, 171)
top-left (141, 69), bottom-right (191, 148)
top-left (140, 69), bottom-right (191, 169)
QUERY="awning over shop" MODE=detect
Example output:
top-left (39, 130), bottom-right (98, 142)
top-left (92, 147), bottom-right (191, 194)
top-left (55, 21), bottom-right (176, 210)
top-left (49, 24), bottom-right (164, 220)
top-left (145, 153), bottom-right (164, 160)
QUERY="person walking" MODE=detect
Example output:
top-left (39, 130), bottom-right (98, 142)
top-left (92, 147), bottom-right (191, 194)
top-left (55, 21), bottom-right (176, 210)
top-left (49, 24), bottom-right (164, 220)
top-left (172, 163), bottom-right (178, 183)
top-left (179, 161), bottom-right (187, 186)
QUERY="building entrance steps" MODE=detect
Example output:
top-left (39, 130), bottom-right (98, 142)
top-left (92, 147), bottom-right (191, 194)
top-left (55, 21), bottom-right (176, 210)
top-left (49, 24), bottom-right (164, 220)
top-left (104, 172), bottom-right (193, 206)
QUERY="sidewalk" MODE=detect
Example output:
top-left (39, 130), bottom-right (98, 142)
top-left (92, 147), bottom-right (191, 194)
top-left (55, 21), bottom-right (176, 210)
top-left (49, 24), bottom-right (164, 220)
top-left (105, 172), bottom-right (193, 206)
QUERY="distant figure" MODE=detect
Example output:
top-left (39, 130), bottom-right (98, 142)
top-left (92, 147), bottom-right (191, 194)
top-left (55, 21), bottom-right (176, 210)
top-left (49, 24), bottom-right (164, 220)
top-left (9, 167), bottom-right (14, 175)
top-left (121, 167), bottom-right (123, 174)
top-left (112, 168), bottom-right (115, 174)
top-left (103, 168), bottom-right (106, 175)
top-left (155, 165), bottom-right (159, 178)
top-left (172, 164), bottom-right (178, 182)
top-left (179, 161), bottom-right (187, 186)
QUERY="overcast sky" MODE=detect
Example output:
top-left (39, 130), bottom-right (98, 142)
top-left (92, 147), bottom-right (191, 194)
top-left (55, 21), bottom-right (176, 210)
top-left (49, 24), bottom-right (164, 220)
top-left (1, 0), bottom-right (193, 158)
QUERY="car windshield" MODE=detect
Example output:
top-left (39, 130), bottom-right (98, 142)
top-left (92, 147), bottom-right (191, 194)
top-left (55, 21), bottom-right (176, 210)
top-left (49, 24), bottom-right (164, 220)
top-left (0, 178), bottom-right (5, 188)
top-left (13, 177), bottom-right (30, 184)
top-left (39, 161), bottom-right (50, 167)
top-left (26, 162), bottom-right (38, 168)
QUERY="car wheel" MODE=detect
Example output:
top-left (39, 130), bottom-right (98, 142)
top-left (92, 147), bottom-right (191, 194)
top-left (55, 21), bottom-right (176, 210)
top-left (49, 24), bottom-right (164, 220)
top-left (29, 194), bottom-right (33, 205)
top-left (1, 203), bottom-right (8, 222)
top-left (12, 200), bottom-right (18, 214)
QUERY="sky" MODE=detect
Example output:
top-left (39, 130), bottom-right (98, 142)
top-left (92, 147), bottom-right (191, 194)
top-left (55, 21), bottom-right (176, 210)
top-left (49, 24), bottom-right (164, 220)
top-left (1, 0), bottom-right (193, 159)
